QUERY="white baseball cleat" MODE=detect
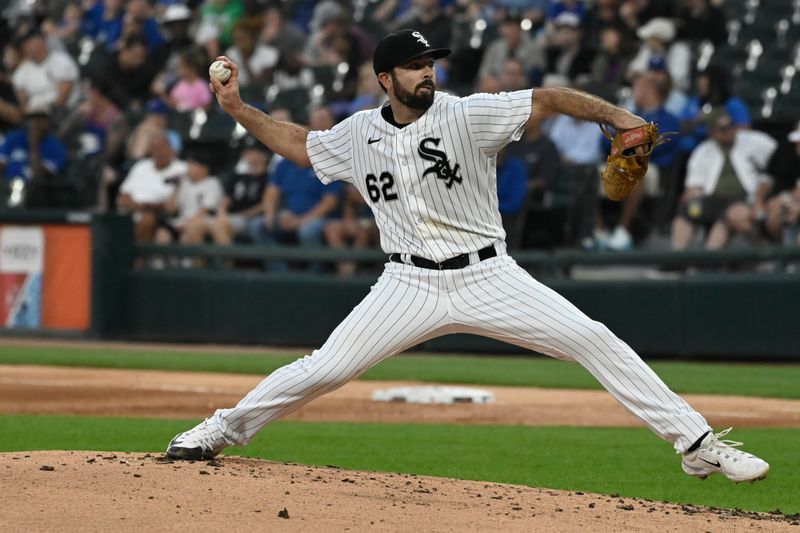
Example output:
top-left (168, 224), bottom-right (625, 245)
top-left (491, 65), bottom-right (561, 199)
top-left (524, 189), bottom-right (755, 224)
top-left (682, 428), bottom-right (769, 483)
top-left (166, 418), bottom-right (230, 460)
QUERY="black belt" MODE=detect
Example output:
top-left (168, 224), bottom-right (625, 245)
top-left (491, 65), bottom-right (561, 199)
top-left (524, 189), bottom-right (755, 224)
top-left (389, 245), bottom-right (497, 270)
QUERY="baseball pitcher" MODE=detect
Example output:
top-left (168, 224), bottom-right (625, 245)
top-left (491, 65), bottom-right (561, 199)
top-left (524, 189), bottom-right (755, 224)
top-left (167, 29), bottom-right (768, 484)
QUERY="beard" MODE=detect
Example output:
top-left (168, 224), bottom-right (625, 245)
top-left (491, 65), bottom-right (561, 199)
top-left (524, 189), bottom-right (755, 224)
top-left (391, 73), bottom-right (435, 111)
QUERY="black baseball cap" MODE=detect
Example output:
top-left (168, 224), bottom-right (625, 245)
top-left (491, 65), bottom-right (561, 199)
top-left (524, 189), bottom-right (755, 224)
top-left (372, 29), bottom-right (451, 75)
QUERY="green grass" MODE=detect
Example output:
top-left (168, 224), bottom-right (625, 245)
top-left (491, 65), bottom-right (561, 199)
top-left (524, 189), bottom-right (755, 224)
top-left (1, 345), bottom-right (799, 398)
top-left (0, 414), bottom-right (796, 515)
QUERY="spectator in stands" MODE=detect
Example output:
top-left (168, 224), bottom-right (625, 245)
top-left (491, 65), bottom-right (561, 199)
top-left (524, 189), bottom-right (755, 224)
top-left (249, 107), bottom-right (342, 271)
top-left (41, 2), bottom-right (84, 57)
top-left (627, 17), bottom-right (691, 92)
top-left (496, 150), bottom-right (528, 249)
top-left (393, 0), bottom-right (452, 50)
top-left (155, 151), bottom-right (223, 248)
top-left (544, 12), bottom-right (594, 83)
top-left (677, 0), bottom-right (726, 46)
top-left (671, 109), bottom-right (777, 250)
top-left (81, 0), bottom-right (126, 50)
top-left (11, 29), bottom-right (80, 117)
top-left (303, 2), bottom-right (371, 99)
top-left (195, 0), bottom-right (245, 60)
top-left (126, 99), bottom-right (182, 162)
top-left (259, 1), bottom-right (307, 60)
top-left (271, 49), bottom-right (315, 93)
top-left (583, 0), bottom-right (628, 45)
top-left (498, 58), bottom-right (529, 92)
top-left (155, 3), bottom-right (199, 90)
top-left (118, 0), bottom-right (166, 53)
top-left (59, 76), bottom-right (127, 162)
top-left (92, 36), bottom-right (160, 110)
top-left (168, 50), bottom-right (212, 111)
top-left (763, 123), bottom-right (800, 245)
top-left (0, 107), bottom-right (68, 208)
top-left (589, 22), bottom-right (636, 101)
top-left (600, 72), bottom-right (680, 250)
top-left (679, 66), bottom-right (751, 155)
top-left (646, 60), bottom-right (687, 117)
top-left (479, 11), bottom-right (545, 84)
top-left (209, 136), bottom-right (269, 244)
top-left (116, 130), bottom-right (187, 241)
top-left (324, 184), bottom-right (379, 277)
top-left (303, 1), bottom-right (347, 67)
top-left (225, 20), bottom-right (279, 88)
top-left (503, 113), bottom-right (560, 202)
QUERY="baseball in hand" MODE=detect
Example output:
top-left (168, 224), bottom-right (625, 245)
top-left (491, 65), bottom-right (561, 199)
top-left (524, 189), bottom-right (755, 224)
top-left (209, 60), bottom-right (231, 84)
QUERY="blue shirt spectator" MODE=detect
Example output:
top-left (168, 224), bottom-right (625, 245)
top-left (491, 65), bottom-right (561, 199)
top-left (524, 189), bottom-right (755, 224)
top-left (679, 95), bottom-right (750, 153)
top-left (0, 128), bottom-right (67, 181)
top-left (82, 1), bottom-right (165, 51)
top-left (679, 65), bottom-right (751, 153)
top-left (497, 155), bottom-right (527, 215)
top-left (636, 106), bottom-right (680, 169)
top-left (269, 158), bottom-right (342, 216)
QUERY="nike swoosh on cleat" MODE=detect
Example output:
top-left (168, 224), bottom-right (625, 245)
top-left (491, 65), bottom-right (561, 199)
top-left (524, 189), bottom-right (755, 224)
top-left (700, 458), bottom-right (721, 468)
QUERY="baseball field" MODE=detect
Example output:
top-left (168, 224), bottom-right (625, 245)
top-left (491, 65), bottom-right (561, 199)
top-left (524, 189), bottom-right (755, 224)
top-left (1, 339), bottom-right (799, 532)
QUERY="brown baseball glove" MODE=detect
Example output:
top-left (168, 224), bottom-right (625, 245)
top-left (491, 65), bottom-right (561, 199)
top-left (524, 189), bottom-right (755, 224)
top-left (600, 123), bottom-right (673, 201)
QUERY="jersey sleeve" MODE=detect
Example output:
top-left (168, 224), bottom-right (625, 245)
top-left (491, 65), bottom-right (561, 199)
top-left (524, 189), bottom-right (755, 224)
top-left (465, 89), bottom-right (533, 155)
top-left (306, 116), bottom-right (353, 184)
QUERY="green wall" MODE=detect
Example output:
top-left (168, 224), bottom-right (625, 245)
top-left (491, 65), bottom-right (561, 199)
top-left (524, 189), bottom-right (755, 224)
top-left (123, 271), bottom-right (800, 359)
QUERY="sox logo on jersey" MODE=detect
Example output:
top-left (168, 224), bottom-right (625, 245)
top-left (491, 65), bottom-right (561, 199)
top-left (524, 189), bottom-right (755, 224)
top-left (418, 137), bottom-right (462, 189)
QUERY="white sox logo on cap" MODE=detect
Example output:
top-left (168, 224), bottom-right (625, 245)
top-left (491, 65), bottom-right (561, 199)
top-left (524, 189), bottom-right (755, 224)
top-left (372, 29), bottom-right (451, 74)
top-left (412, 31), bottom-right (430, 47)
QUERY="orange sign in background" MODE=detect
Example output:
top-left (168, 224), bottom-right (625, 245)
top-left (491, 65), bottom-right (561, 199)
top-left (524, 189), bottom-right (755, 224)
top-left (41, 225), bottom-right (92, 330)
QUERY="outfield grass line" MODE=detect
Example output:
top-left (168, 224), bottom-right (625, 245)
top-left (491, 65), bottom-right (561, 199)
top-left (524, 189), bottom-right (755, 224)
top-left (0, 336), bottom-right (311, 355)
top-left (2, 345), bottom-right (800, 399)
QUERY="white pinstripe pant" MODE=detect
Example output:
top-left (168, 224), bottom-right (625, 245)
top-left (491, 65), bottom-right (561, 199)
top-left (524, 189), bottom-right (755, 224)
top-left (214, 253), bottom-right (710, 452)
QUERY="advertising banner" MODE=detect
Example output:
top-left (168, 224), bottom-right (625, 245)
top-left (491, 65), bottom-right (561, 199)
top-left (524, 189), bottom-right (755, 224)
top-left (0, 226), bottom-right (44, 328)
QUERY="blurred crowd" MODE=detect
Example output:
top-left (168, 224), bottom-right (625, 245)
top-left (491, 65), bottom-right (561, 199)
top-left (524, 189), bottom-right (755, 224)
top-left (0, 0), bottom-right (799, 274)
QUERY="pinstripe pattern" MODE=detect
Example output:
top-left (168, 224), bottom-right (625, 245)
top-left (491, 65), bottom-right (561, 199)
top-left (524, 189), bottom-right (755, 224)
top-left (214, 254), bottom-right (709, 452)
top-left (215, 262), bottom-right (454, 444)
top-left (211, 88), bottom-right (711, 455)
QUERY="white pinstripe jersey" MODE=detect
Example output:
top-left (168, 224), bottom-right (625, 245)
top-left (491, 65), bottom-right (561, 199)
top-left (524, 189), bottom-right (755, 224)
top-left (307, 89), bottom-right (533, 262)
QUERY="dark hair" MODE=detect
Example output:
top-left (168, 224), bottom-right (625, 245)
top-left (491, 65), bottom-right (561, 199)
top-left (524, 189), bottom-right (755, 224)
top-left (122, 36), bottom-right (147, 49)
top-left (699, 65), bottom-right (732, 105)
top-left (180, 49), bottom-right (205, 75)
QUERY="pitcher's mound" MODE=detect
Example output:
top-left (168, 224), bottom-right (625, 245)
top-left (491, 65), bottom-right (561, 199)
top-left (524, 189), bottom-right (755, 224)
top-left (1, 451), bottom-right (795, 532)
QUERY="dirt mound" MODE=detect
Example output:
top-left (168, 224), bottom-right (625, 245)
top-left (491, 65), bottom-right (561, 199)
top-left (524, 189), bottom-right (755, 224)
top-left (2, 451), bottom-right (797, 532)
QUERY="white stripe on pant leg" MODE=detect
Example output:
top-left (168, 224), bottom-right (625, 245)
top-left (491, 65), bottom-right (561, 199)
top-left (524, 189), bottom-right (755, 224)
top-left (214, 264), bottom-right (450, 444)
top-left (450, 256), bottom-right (710, 452)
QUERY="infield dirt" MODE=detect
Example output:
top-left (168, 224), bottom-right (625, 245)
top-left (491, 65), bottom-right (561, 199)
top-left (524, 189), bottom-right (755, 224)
top-left (2, 365), bottom-right (800, 427)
